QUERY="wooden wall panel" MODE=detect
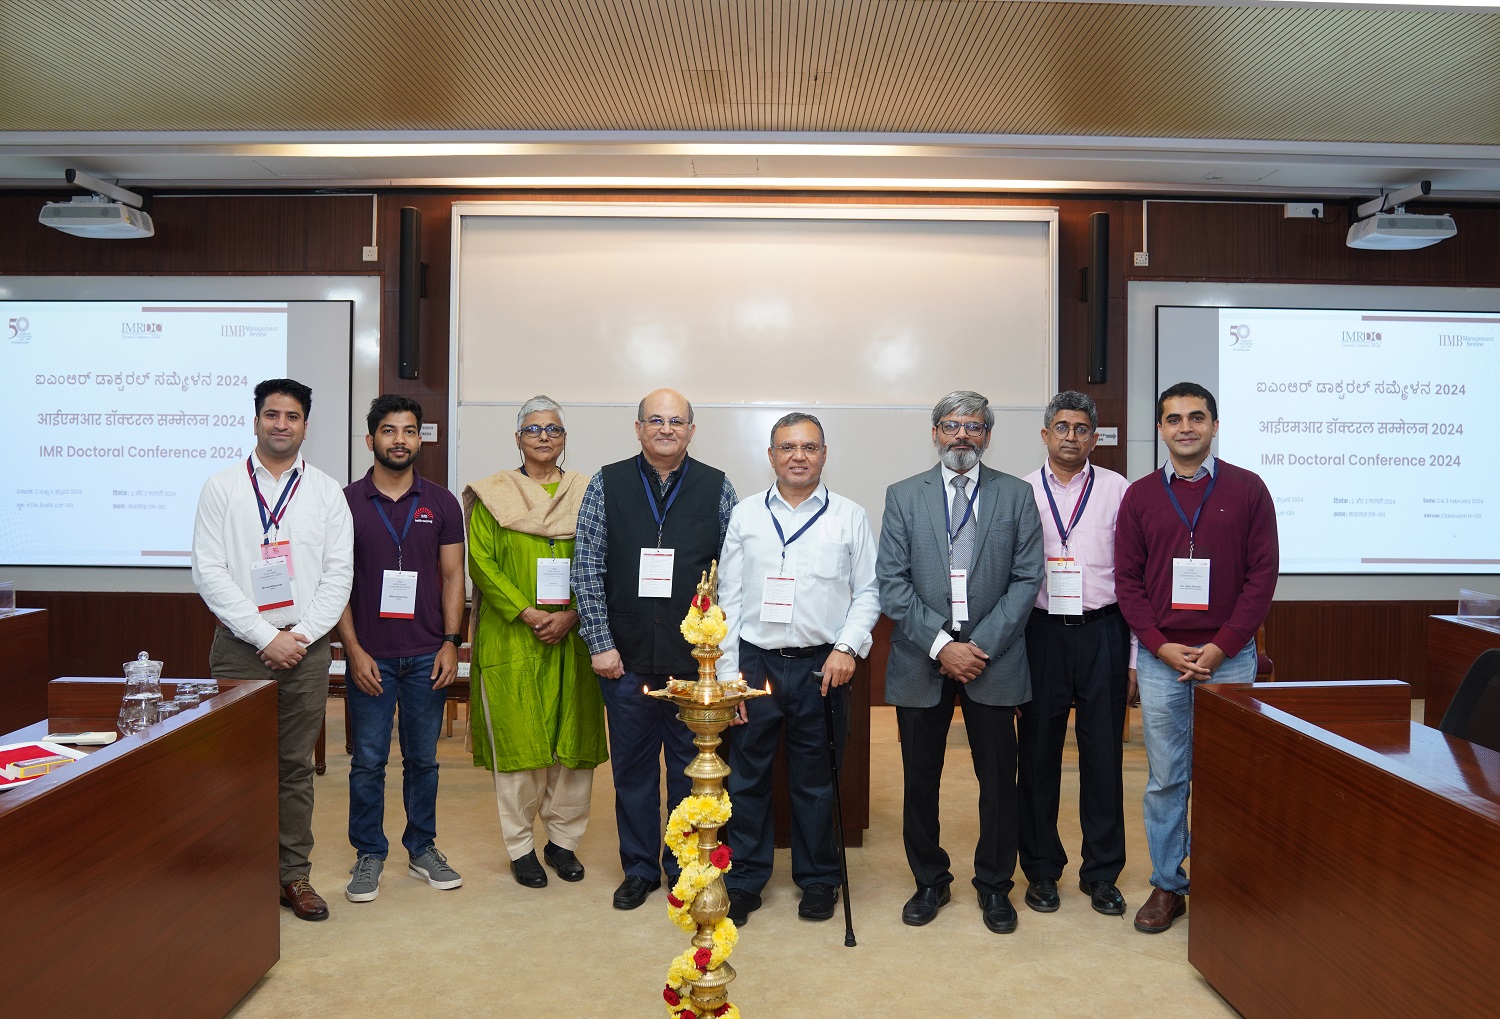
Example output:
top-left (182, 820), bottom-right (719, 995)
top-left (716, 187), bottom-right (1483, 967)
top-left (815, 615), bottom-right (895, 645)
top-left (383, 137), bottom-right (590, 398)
top-left (19, 591), bottom-right (218, 680)
top-left (1263, 599), bottom-right (1450, 695)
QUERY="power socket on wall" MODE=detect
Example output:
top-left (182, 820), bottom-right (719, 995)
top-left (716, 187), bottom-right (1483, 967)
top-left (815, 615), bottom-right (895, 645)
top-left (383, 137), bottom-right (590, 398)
top-left (1283, 203), bottom-right (1324, 219)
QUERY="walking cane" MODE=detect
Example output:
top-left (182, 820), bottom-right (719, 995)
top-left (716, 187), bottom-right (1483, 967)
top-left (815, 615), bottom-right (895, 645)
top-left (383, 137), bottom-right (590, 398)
top-left (814, 670), bottom-right (857, 947)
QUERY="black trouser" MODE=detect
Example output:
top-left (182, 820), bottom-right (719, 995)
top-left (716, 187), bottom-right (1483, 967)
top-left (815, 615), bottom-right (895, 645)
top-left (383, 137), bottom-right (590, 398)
top-left (896, 674), bottom-right (1018, 898)
top-left (1017, 607), bottom-right (1130, 885)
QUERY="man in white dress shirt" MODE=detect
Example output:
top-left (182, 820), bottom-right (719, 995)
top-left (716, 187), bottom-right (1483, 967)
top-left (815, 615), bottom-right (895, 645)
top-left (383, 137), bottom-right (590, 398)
top-left (191, 378), bottom-right (354, 922)
top-left (717, 412), bottom-right (880, 927)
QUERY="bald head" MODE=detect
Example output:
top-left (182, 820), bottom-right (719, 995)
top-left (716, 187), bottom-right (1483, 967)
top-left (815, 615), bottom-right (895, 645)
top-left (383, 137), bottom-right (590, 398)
top-left (635, 388), bottom-right (696, 472)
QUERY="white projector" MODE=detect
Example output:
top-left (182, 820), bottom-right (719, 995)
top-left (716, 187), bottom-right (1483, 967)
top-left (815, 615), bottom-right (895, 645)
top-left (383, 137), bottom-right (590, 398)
top-left (38, 196), bottom-right (155, 239)
top-left (1346, 212), bottom-right (1456, 250)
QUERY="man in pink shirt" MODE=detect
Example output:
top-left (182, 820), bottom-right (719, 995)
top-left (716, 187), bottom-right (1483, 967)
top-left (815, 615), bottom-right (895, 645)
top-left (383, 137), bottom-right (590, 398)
top-left (1019, 391), bottom-right (1134, 919)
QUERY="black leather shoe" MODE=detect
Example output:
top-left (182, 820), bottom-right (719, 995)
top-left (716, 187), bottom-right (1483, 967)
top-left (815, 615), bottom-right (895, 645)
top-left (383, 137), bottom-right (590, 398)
top-left (727, 888), bottom-right (761, 926)
top-left (543, 842), bottom-right (585, 882)
top-left (901, 884), bottom-right (951, 926)
top-left (1080, 879), bottom-right (1126, 915)
top-left (798, 883), bottom-right (838, 921)
top-left (979, 891), bottom-right (1018, 934)
top-left (612, 874), bottom-right (661, 910)
top-left (510, 851), bottom-right (547, 888)
top-left (1024, 878), bottom-right (1060, 913)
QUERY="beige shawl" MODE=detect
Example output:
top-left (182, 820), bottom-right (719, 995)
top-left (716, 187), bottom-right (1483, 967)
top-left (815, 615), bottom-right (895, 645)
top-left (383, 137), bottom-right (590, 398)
top-left (462, 468), bottom-right (587, 540)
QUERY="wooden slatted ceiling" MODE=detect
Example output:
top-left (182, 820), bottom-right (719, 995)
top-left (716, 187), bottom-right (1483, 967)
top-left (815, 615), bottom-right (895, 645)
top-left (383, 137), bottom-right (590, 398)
top-left (3, 0), bottom-right (1499, 144)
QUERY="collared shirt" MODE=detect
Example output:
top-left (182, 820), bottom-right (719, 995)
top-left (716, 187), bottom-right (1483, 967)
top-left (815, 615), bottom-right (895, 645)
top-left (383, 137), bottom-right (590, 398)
top-left (344, 468), bottom-right (464, 659)
top-left (1023, 459), bottom-right (1131, 613)
top-left (715, 484), bottom-right (880, 678)
top-left (573, 460), bottom-right (738, 655)
top-left (1163, 454), bottom-right (1216, 484)
top-left (929, 462), bottom-right (983, 659)
top-left (191, 450), bottom-right (354, 651)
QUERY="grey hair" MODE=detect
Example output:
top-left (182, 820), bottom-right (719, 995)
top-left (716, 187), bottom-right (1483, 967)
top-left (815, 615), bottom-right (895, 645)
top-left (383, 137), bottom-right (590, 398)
top-left (931, 390), bottom-right (993, 430)
top-left (769, 411), bottom-right (824, 447)
top-left (1043, 390), bottom-right (1098, 430)
top-left (516, 395), bottom-right (564, 430)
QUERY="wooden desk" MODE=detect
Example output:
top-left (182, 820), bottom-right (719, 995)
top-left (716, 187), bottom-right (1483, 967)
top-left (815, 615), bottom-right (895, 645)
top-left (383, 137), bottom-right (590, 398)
top-left (1425, 614), bottom-right (1500, 725)
top-left (0, 677), bottom-right (279, 1018)
top-left (1191, 681), bottom-right (1500, 1018)
top-left (0, 607), bottom-right (49, 732)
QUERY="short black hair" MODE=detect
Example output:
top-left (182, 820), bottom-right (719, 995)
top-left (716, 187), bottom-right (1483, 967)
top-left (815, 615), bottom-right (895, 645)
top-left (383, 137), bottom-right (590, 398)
top-left (1156, 381), bottom-right (1218, 423)
top-left (366, 394), bottom-right (424, 435)
top-left (254, 378), bottom-right (313, 417)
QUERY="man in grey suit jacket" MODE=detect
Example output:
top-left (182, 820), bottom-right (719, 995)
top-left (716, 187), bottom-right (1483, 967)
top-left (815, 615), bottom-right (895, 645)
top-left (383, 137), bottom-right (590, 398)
top-left (876, 390), bottom-right (1044, 934)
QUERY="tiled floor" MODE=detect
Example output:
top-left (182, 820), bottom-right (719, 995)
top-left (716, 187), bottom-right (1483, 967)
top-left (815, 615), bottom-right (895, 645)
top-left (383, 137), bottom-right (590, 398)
top-left (229, 700), bottom-right (1249, 1018)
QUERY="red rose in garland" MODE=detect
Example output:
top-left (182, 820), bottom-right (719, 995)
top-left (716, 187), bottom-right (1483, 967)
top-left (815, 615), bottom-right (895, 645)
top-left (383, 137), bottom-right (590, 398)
top-left (663, 987), bottom-right (681, 1006)
top-left (710, 844), bottom-right (732, 869)
top-left (694, 947), bottom-right (712, 969)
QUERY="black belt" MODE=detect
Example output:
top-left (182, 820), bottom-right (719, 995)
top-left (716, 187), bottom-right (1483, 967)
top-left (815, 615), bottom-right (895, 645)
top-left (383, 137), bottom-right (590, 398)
top-left (1032, 603), bottom-right (1119, 627)
top-left (755, 643), bottom-right (834, 659)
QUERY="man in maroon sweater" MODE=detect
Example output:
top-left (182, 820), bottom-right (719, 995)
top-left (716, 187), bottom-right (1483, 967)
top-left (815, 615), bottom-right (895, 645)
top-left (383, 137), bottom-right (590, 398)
top-left (1114, 381), bottom-right (1278, 934)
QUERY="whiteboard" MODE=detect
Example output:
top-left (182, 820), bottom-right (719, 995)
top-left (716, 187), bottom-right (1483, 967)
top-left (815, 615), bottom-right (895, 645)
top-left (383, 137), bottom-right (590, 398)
top-left (452, 203), bottom-right (1058, 530)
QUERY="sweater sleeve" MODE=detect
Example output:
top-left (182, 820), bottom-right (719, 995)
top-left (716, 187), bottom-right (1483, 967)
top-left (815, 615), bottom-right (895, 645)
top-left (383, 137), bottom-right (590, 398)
top-left (1210, 472), bottom-right (1280, 655)
top-left (1113, 482), bottom-right (1167, 655)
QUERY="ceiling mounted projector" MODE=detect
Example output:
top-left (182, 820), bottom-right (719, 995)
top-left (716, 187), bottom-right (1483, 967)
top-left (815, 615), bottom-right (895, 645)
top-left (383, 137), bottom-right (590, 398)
top-left (1346, 212), bottom-right (1457, 250)
top-left (39, 195), bottom-right (155, 238)
top-left (38, 168), bottom-right (155, 239)
top-left (1345, 179), bottom-right (1454, 251)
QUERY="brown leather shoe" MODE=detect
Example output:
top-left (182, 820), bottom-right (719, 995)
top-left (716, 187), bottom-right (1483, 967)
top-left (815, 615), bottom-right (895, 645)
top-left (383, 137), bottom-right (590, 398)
top-left (280, 879), bottom-right (330, 921)
top-left (1133, 887), bottom-right (1185, 933)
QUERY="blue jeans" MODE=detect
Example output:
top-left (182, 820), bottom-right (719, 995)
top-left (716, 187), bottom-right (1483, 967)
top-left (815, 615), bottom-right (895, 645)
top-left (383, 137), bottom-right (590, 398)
top-left (1136, 638), bottom-right (1257, 894)
top-left (347, 652), bottom-right (447, 859)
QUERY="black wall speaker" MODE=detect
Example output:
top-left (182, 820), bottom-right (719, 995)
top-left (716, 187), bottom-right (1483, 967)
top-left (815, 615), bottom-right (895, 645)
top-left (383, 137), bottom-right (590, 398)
top-left (398, 206), bottom-right (422, 380)
top-left (1087, 211), bottom-right (1109, 384)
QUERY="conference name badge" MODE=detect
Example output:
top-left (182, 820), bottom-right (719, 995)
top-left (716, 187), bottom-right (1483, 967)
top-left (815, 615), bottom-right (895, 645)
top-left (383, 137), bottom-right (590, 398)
top-left (1171, 557), bottom-right (1211, 611)
top-left (379, 570), bottom-right (419, 619)
top-left (537, 557), bottom-right (571, 605)
top-left (1045, 557), bottom-right (1084, 615)
top-left (949, 568), bottom-right (970, 627)
top-left (251, 556), bottom-right (294, 611)
top-left (760, 573), bottom-right (796, 624)
top-left (638, 547), bottom-right (675, 598)
top-left (260, 539), bottom-right (294, 578)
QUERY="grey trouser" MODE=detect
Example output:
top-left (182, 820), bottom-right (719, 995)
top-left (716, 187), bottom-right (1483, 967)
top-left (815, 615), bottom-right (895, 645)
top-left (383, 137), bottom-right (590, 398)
top-left (210, 627), bottom-right (332, 884)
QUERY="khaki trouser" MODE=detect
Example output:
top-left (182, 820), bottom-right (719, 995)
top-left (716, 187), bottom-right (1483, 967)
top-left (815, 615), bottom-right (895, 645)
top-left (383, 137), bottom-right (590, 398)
top-left (210, 627), bottom-right (331, 885)
top-left (492, 764), bottom-right (594, 860)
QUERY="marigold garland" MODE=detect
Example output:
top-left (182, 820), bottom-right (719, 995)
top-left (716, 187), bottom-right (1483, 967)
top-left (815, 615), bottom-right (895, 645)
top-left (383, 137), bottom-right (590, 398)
top-left (680, 603), bottom-right (728, 647)
top-left (663, 791), bottom-right (740, 1017)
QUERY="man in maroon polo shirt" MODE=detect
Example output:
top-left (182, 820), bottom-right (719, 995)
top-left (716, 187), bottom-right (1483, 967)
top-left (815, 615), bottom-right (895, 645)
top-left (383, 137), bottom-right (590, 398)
top-left (1115, 381), bottom-right (1278, 935)
top-left (336, 395), bottom-right (466, 903)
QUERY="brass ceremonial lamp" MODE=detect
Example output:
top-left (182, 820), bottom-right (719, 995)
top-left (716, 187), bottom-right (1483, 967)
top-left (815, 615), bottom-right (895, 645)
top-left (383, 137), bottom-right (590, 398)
top-left (646, 561), bottom-right (768, 1019)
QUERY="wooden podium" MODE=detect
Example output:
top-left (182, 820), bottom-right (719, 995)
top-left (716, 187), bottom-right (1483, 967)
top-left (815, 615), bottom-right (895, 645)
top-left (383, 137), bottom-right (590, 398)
top-left (0, 677), bottom-right (279, 1018)
top-left (1191, 681), bottom-right (1500, 1018)
top-left (0, 607), bottom-right (49, 732)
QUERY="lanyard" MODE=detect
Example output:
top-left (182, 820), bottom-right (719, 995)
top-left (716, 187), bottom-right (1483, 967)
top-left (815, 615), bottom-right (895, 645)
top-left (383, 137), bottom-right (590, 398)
top-left (1160, 467), bottom-right (1217, 558)
top-left (373, 492), bottom-right (419, 571)
top-left (1042, 466), bottom-right (1095, 553)
top-left (765, 487), bottom-right (831, 567)
top-left (637, 454), bottom-right (689, 546)
top-left (942, 471), bottom-right (978, 547)
top-left (247, 456), bottom-right (301, 543)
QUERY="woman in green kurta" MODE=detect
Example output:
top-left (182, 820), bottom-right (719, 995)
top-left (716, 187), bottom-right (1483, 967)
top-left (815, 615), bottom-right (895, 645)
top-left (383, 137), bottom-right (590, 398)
top-left (463, 396), bottom-right (607, 888)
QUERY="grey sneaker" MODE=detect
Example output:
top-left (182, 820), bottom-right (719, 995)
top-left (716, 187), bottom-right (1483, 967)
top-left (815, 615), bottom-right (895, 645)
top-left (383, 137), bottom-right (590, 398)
top-left (346, 855), bottom-right (383, 902)
top-left (409, 847), bottom-right (463, 890)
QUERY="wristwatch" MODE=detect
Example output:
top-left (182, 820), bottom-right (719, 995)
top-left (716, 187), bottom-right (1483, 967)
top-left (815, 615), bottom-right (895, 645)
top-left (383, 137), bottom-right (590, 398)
top-left (443, 633), bottom-right (463, 647)
top-left (834, 643), bottom-right (856, 657)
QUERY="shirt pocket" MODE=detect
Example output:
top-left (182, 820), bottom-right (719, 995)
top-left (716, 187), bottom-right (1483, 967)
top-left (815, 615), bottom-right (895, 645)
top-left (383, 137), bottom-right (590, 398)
top-left (811, 539), bottom-right (849, 581)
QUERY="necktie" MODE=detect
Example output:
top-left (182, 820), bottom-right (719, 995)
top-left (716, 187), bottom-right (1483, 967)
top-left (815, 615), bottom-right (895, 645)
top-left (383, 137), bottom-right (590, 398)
top-left (949, 475), bottom-right (974, 571)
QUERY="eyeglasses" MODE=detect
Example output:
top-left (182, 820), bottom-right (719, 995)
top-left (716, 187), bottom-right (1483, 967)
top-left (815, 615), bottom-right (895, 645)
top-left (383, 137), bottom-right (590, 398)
top-left (640, 416), bottom-right (691, 431)
top-left (774, 443), bottom-right (824, 457)
top-left (1050, 422), bottom-right (1094, 438)
top-left (937, 420), bottom-right (990, 437)
top-left (518, 424), bottom-right (565, 438)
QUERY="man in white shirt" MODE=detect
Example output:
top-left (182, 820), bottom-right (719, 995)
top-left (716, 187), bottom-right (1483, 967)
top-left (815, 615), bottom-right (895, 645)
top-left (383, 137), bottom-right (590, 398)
top-left (717, 412), bottom-right (879, 927)
top-left (191, 378), bottom-right (354, 922)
